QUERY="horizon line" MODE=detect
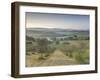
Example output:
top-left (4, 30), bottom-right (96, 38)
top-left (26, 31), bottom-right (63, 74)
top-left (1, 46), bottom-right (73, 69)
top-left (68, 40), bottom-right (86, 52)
top-left (26, 27), bottom-right (89, 30)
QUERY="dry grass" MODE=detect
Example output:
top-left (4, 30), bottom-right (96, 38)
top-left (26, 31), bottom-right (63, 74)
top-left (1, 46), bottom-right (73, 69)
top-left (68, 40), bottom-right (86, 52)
top-left (26, 50), bottom-right (78, 67)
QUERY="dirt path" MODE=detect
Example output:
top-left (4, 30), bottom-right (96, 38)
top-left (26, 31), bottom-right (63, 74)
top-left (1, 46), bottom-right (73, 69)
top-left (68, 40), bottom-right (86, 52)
top-left (38, 50), bottom-right (78, 66)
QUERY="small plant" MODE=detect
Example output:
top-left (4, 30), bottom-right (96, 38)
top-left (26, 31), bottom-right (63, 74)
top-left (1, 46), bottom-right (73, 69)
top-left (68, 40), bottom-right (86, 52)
top-left (38, 56), bottom-right (46, 60)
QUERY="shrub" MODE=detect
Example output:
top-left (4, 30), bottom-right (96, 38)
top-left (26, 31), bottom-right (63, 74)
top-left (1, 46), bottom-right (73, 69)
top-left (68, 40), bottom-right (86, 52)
top-left (75, 50), bottom-right (89, 64)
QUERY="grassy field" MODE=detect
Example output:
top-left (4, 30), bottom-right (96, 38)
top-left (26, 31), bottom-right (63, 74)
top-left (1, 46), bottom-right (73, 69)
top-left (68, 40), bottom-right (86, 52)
top-left (26, 50), bottom-right (79, 67)
top-left (26, 28), bottom-right (89, 67)
top-left (26, 40), bottom-right (89, 67)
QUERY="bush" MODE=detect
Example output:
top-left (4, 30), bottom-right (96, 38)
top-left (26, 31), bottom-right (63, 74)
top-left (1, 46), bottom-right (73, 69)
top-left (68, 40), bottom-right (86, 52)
top-left (26, 35), bottom-right (35, 41)
top-left (62, 42), bottom-right (70, 45)
top-left (38, 55), bottom-right (46, 60)
top-left (75, 50), bottom-right (89, 64)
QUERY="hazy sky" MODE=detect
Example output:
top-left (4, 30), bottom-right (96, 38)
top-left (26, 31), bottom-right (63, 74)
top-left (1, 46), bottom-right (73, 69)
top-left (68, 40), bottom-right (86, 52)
top-left (26, 12), bottom-right (90, 30)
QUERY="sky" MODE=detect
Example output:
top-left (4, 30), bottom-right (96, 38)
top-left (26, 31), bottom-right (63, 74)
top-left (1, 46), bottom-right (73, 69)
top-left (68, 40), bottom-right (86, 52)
top-left (26, 12), bottom-right (90, 30)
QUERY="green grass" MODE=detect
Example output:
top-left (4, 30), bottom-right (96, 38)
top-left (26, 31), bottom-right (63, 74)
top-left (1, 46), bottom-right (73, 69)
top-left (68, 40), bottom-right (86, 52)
top-left (26, 38), bottom-right (89, 66)
top-left (59, 40), bottom-right (89, 64)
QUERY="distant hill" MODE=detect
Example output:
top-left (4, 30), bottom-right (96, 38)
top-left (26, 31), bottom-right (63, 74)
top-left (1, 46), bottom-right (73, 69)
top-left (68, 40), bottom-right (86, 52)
top-left (26, 28), bottom-right (89, 32)
top-left (26, 28), bottom-right (89, 38)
